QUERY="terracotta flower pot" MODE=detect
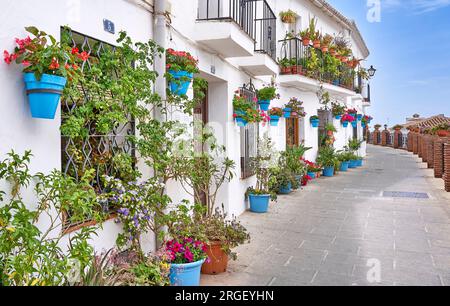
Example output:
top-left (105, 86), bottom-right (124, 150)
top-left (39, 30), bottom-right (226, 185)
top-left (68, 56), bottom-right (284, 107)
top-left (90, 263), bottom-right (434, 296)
top-left (437, 130), bottom-right (450, 137)
top-left (330, 49), bottom-right (336, 56)
top-left (313, 40), bottom-right (321, 49)
top-left (281, 66), bottom-right (291, 74)
top-left (321, 46), bottom-right (328, 53)
top-left (201, 241), bottom-right (229, 275)
top-left (341, 57), bottom-right (348, 63)
top-left (290, 65), bottom-right (299, 74)
top-left (302, 38), bottom-right (310, 46)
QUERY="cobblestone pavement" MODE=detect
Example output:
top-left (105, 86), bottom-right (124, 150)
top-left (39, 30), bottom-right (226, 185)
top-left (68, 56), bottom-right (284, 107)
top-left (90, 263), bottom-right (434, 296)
top-left (202, 145), bottom-right (450, 286)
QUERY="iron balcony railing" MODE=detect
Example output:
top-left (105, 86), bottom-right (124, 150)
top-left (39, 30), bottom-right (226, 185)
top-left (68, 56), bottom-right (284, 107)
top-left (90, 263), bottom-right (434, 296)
top-left (197, 0), bottom-right (276, 61)
top-left (278, 36), bottom-right (356, 91)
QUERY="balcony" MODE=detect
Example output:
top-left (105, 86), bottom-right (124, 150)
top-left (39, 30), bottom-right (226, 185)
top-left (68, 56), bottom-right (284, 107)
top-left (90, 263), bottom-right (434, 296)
top-left (277, 37), bottom-right (359, 97)
top-left (232, 0), bottom-right (277, 76)
top-left (195, 0), bottom-right (257, 58)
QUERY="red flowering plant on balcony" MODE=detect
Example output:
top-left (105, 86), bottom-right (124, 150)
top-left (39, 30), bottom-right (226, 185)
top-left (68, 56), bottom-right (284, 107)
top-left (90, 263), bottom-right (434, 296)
top-left (341, 113), bottom-right (356, 123)
top-left (166, 48), bottom-right (199, 73)
top-left (164, 238), bottom-right (209, 264)
top-left (3, 26), bottom-right (87, 80)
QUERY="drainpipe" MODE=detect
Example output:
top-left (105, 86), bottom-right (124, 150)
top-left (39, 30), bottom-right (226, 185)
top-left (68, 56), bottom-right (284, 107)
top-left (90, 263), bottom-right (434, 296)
top-left (153, 0), bottom-right (167, 250)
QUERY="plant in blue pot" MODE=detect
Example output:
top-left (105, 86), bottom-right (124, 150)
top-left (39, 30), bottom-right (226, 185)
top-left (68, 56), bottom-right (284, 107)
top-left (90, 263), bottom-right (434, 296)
top-left (246, 133), bottom-right (278, 213)
top-left (166, 48), bottom-right (199, 96)
top-left (341, 114), bottom-right (355, 128)
top-left (331, 102), bottom-right (346, 120)
top-left (256, 85), bottom-right (279, 112)
top-left (232, 92), bottom-right (262, 127)
top-left (165, 238), bottom-right (208, 286)
top-left (357, 114), bottom-right (363, 121)
top-left (316, 146), bottom-right (337, 177)
top-left (3, 26), bottom-right (85, 120)
top-left (268, 107), bottom-right (283, 127)
top-left (310, 115), bottom-right (320, 128)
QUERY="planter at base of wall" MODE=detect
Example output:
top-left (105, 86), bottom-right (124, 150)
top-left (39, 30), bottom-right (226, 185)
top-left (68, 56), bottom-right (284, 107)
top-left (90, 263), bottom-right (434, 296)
top-left (307, 172), bottom-right (316, 179)
top-left (349, 160), bottom-right (358, 168)
top-left (270, 115), bottom-right (280, 126)
top-left (169, 70), bottom-right (193, 96)
top-left (323, 166), bottom-right (334, 177)
top-left (24, 73), bottom-right (67, 119)
top-left (170, 259), bottom-right (205, 286)
top-left (201, 242), bottom-right (228, 275)
top-left (340, 161), bottom-right (350, 172)
top-left (356, 159), bottom-right (363, 167)
top-left (258, 100), bottom-right (271, 111)
top-left (278, 182), bottom-right (292, 194)
top-left (311, 119), bottom-right (320, 128)
top-left (249, 194), bottom-right (270, 213)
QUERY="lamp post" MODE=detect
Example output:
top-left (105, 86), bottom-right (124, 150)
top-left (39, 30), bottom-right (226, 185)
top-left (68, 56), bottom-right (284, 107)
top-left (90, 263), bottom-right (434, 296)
top-left (368, 65), bottom-right (377, 78)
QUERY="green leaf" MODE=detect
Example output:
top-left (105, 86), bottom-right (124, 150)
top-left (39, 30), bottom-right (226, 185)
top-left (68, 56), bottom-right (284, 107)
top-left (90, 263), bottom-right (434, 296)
top-left (25, 26), bottom-right (39, 37)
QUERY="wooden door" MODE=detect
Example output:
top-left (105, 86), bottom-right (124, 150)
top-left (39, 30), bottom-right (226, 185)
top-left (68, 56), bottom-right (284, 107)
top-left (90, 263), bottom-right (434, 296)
top-left (286, 117), bottom-right (299, 148)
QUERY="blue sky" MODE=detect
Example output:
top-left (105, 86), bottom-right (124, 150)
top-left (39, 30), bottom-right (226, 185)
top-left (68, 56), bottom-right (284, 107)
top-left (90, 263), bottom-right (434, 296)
top-left (328, 0), bottom-right (450, 126)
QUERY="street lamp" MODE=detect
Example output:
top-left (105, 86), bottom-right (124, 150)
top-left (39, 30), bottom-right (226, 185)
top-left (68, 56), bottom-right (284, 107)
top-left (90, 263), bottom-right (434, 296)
top-left (368, 65), bottom-right (377, 78)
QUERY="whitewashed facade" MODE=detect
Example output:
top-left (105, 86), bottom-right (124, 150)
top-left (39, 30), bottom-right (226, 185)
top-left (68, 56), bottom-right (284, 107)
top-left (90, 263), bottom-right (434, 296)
top-left (0, 0), bottom-right (371, 252)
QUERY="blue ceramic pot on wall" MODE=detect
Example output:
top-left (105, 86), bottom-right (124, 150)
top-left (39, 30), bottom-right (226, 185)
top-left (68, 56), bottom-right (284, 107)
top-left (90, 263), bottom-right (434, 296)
top-left (311, 119), bottom-right (320, 128)
top-left (270, 115), bottom-right (280, 127)
top-left (283, 108), bottom-right (292, 118)
top-left (170, 259), bottom-right (205, 286)
top-left (169, 70), bottom-right (193, 96)
top-left (24, 73), bottom-right (67, 119)
top-left (342, 121), bottom-right (349, 128)
top-left (352, 121), bottom-right (358, 128)
top-left (258, 100), bottom-right (270, 111)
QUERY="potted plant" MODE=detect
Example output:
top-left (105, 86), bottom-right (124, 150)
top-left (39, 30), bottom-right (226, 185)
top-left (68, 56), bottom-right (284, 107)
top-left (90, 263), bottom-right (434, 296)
top-left (374, 124), bottom-right (382, 131)
top-left (331, 102), bottom-right (346, 120)
top-left (304, 159), bottom-right (320, 179)
top-left (321, 34), bottom-right (333, 53)
top-left (301, 174), bottom-right (313, 186)
top-left (257, 85), bottom-right (279, 111)
top-left (341, 114), bottom-right (355, 128)
top-left (269, 166), bottom-right (294, 195)
top-left (300, 30), bottom-right (311, 46)
top-left (278, 57), bottom-right (291, 74)
top-left (197, 208), bottom-right (250, 275)
top-left (166, 48), bottom-right (199, 96)
top-left (310, 115), bottom-right (320, 127)
top-left (268, 107), bottom-right (283, 127)
top-left (246, 133), bottom-right (278, 213)
top-left (283, 145), bottom-right (310, 186)
top-left (232, 93), bottom-right (254, 127)
top-left (348, 138), bottom-right (363, 166)
top-left (337, 152), bottom-right (352, 171)
top-left (164, 238), bottom-right (208, 286)
top-left (279, 10), bottom-right (297, 24)
top-left (3, 27), bottom-right (85, 119)
top-left (284, 97), bottom-right (303, 118)
top-left (431, 123), bottom-right (450, 137)
top-left (316, 146), bottom-right (337, 177)
top-left (393, 124), bottom-right (403, 131)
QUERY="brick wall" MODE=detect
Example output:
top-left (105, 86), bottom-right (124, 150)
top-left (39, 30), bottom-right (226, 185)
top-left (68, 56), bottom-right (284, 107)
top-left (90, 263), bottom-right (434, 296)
top-left (412, 133), bottom-right (419, 154)
top-left (444, 142), bottom-right (450, 192)
top-left (373, 130), bottom-right (380, 145)
top-left (381, 131), bottom-right (389, 146)
top-left (421, 135), bottom-right (429, 162)
top-left (407, 132), bottom-right (413, 152)
top-left (434, 139), bottom-right (445, 178)
top-left (418, 134), bottom-right (423, 158)
top-left (427, 136), bottom-right (435, 168)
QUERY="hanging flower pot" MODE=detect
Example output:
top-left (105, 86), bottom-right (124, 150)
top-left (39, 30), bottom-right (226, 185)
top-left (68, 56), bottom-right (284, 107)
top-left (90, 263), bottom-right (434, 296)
top-left (249, 194), bottom-right (270, 213)
top-left (283, 107), bottom-right (292, 118)
top-left (342, 121), bottom-right (349, 128)
top-left (357, 114), bottom-right (363, 121)
top-left (437, 130), bottom-right (450, 137)
top-left (352, 121), bottom-right (358, 128)
top-left (234, 110), bottom-right (248, 127)
top-left (321, 46), bottom-right (328, 53)
top-left (323, 166), bottom-right (334, 177)
top-left (24, 73), bottom-right (67, 119)
top-left (269, 115), bottom-right (280, 127)
top-left (310, 116), bottom-right (320, 128)
top-left (302, 38), bottom-right (310, 46)
top-left (335, 114), bottom-right (342, 120)
top-left (257, 86), bottom-right (278, 112)
top-left (168, 70), bottom-right (193, 96)
top-left (201, 242), bottom-right (228, 275)
top-left (313, 39), bottom-right (321, 49)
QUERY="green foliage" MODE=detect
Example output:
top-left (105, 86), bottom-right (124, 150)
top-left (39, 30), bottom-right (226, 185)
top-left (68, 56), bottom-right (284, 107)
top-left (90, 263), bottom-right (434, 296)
top-left (325, 123), bottom-right (337, 133)
top-left (316, 146), bottom-right (338, 168)
top-left (348, 138), bottom-right (363, 151)
top-left (257, 86), bottom-right (278, 101)
top-left (128, 257), bottom-right (170, 286)
top-left (331, 102), bottom-right (346, 117)
top-left (0, 151), bottom-right (103, 286)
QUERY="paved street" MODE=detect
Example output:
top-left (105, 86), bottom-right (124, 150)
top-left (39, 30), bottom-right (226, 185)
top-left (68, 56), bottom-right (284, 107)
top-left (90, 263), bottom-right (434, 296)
top-left (202, 145), bottom-right (450, 286)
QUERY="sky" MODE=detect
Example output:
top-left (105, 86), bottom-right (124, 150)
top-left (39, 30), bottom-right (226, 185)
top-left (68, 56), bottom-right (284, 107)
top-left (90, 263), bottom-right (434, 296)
top-left (327, 0), bottom-right (450, 126)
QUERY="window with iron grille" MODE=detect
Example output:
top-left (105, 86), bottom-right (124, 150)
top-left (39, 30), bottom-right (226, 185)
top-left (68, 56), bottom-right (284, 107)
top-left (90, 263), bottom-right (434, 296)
top-left (239, 82), bottom-right (258, 179)
top-left (60, 29), bottom-right (135, 232)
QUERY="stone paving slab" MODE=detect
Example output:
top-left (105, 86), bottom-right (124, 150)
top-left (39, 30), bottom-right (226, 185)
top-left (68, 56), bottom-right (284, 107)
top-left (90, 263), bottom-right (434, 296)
top-left (201, 145), bottom-right (450, 286)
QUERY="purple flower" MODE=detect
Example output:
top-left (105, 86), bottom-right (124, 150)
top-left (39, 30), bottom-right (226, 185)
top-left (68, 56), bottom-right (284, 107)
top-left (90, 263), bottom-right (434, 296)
top-left (118, 208), bottom-right (130, 216)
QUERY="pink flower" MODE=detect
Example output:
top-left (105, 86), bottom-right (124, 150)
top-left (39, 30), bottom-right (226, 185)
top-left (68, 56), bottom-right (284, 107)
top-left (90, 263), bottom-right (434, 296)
top-left (22, 60), bottom-right (30, 67)
top-left (3, 50), bottom-right (12, 64)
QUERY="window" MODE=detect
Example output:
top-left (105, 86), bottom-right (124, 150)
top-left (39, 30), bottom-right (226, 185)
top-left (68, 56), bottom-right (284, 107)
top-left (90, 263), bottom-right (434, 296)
top-left (239, 82), bottom-right (258, 179)
top-left (60, 29), bottom-right (135, 232)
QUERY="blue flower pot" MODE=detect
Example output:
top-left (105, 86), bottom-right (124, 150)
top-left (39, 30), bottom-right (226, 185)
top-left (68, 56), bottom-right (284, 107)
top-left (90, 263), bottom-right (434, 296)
top-left (335, 115), bottom-right (342, 120)
top-left (307, 172), bottom-right (316, 179)
top-left (323, 166), bottom-right (334, 177)
top-left (342, 121), bottom-right (349, 128)
top-left (24, 73), bottom-right (67, 119)
top-left (279, 182), bottom-right (292, 195)
top-left (332, 80), bottom-right (340, 86)
top-left (340, 161), bottom-right (350, 172)
top-left (357, 114), bottom-right (363, 121)
top-left (311, 119), bottom-right (320, 128)
top-left (356, 159), bottom-right (363, 167)
top-left (249, 194), bottom-right (270, 213)
top-left (295, 175), bottom-right (302, 183)
top-left (270, 115), bottom-right (280, 127)
top-left (349, 160), bottom-right (358, 168)
top-left (351, 121), bottom-right (358, 128)
top-left (169, 70), bottom-right (193, 96)
top-left (362, 123), bottom-right (367, 128)
top-left (258, 100), bottom-right (271, 111)
top-left (283, 108), bottom-right (292, 118)
top-left (170, 259), bottom-right (205, 286)
top-left (235, 117), bottom-right (248, 127)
